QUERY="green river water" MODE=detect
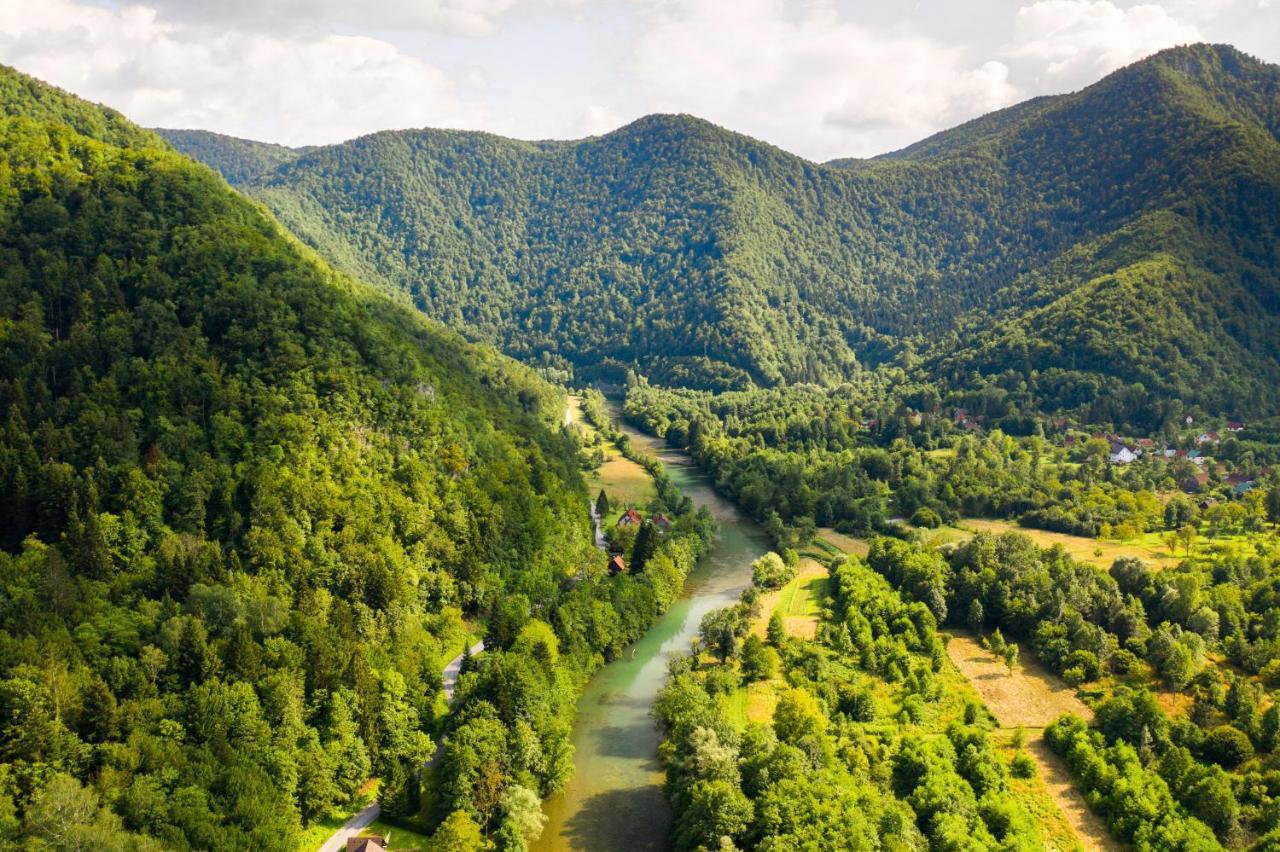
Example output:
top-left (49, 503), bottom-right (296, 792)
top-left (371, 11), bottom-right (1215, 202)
top-left (532, 415), bottom-right (770, 851)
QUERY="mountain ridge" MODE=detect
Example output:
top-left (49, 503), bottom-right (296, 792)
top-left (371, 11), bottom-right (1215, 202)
top-left (159, 43), bottom-right (1280, 426)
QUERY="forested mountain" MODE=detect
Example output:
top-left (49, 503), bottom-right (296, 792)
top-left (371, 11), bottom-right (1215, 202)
top-left (161, 44), bottom-right (1280, 425)
top-left (0, 65), bottom-right (700, 848)
top-left (154, 128), bottom-right (303, 184)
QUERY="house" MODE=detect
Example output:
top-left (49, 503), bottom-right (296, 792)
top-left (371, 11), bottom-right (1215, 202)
top-left (1196, 431), bottom-right (1220, 445)
top-left (609, 554), bottom-right (627, 575)
top-left (651, 513), bottom-right (672, 532)
top-left (1228, 421), bottom-right (1245, 432)
top-left (1110, 443), bottom-right (1139, 465)
top-left (617, 507), bottom-right (644, 527)
top-left (1232, 481), bottom-right (1257, 497)
top-left (1137, 438), bottom-right (1156, 449)
top-left (347, 837), bottom-right (388, 852)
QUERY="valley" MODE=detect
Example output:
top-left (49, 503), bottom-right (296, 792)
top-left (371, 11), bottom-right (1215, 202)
top-left (0, 32), bottom-right (1278, 852)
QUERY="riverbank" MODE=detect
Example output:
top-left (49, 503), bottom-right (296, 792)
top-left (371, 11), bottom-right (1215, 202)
top-left (533, 403), bottom-right (770, 851)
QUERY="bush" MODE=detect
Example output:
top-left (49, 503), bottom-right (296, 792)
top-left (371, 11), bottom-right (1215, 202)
top-left (1203, 725), bottom-right (1255, 768)
top-left (1010, 751), bottom-right (1036, 778)
top-left (1109, 649), bottom-right (1140, 676)
top-left (910, 507), bottom-right (943, 529)
top-left (1063, 649), bottom-right (1102, 681)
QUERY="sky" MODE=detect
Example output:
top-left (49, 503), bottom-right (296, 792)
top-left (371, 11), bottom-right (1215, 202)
top-left (0, 0), bottom-right (1276, 161)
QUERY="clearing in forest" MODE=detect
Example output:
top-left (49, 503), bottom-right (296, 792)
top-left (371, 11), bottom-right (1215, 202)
top-left (961, 518), bottom-right (1179, 569)
top-left (568, 396), bottom-right (658, 518)
top-left (750, 558), bottom-right (828, 641)
top-left (946, 632), bottom-right (1120, 852)
top-left (817, 528), bottom-right (869, 557)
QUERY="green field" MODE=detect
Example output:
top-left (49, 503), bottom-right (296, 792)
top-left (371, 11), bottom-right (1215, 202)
top-left (569, 396), bottom-right (659, 515)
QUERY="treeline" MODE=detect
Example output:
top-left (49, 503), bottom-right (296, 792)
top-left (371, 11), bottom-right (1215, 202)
top-left (624, 379), bottom-right (1194, 540)
top-left (425, 392), bottom-right (717, 849)
top-left (655, 552), bottom-right (1045, 849)
top-left (166, 46), bottom-right (1280, 425)
top-left (1047, 677), bottom-right (1280, 849)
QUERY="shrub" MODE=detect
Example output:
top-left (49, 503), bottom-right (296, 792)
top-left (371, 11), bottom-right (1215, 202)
top-left (1010, 751), bottom-right (1036, 778)
top-left (1203, 725), bottom-right (1255, 768)
top-left (1109, 649), bottom-right (1140, 676)
top-left (910, 507), bottom-right (943, 529)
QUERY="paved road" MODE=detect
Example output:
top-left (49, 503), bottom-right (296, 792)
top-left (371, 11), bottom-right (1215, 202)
top-left (317, 639), bottom-right (484, 850)
top-left (317, 801), bottom-right (382, 852)
top-left (442, 640), bottom-right (485, 703)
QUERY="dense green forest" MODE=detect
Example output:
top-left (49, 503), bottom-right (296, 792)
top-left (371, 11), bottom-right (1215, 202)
top-left (0, 65), bottom-right (714, 850)
top-left (162, 44), bottom-right (1280, 427)
top-left (152, 129), bottom-right (304, 185)
top-left (656, 551), bottom-right (1053, 850)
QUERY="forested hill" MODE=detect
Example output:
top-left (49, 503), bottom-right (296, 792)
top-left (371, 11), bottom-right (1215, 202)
top-left (0, 65), bottom-right (634, 848)
top-left (162, 44), bottom-right (1280, 424)
top-left (154, 127), bottom-right (303, 183)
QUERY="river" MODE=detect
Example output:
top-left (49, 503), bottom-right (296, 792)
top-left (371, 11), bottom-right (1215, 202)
top-left (533, 410), bottom-right (770, 851)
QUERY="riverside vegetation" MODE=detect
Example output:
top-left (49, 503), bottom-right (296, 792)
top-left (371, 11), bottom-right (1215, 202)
top-left (0, 36), bottom-right (1279, 852)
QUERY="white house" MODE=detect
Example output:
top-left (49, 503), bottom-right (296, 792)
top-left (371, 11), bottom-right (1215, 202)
top-left (1110, 444), bottom-right (1139, 464)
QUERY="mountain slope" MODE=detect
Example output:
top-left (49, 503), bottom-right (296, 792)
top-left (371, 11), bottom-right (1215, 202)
top-left (164, 44), bottom-right (1280, 424)
top-left (0, 66), bottom-right (674, 849)
top-left (155, 127), bottom-right (303, 183)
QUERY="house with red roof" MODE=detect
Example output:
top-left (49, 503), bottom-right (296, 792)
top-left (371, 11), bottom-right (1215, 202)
top-left (617, 507), bottom-right (644, 527)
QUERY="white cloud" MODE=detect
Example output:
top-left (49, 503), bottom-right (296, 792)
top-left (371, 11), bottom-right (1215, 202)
top-left (1005, 1), bottom-right (1203, 89)
top-left (630, 0), bottom-right (1021, 160)
top-left (0, 0), bottom-right (485, 145)
top-left (140, 0), bottom-right (585, 39)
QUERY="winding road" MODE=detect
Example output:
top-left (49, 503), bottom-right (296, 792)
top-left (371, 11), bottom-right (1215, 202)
top-left (317, 640), bottom-right (485, 851)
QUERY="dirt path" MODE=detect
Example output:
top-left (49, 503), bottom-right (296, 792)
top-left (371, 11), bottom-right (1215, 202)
top-left (946, 632), bottom-right (1122, 852)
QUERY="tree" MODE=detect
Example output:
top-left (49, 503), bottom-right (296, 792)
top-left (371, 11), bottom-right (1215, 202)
top-left (773, 688), bottom-right (827, 746)
top-left (1203, 725), bottom-right (1254, 768)
top-left (595, 489), bottom-right (610, 519)
top-left (431, 810), bottom-right (486, 852)
top-left (499, 784), bottom-right (546, 847)
top-left (631, 521), bottom-right (658, 574)
top-left (1267, 484), bottom-right (1280, 527)
top-left (739, 635), bottom-right (778, 682)
top-left (700, 609), bottom-right (741, 664)
top-left (1176, 524), bottom-right (1198, 557)
top-left (1002, 644), bottom-right (1019, 673)
top-left (674, 779), bottom-right (753, 851)
top-left (966, 599), bottom-right (984, 633)
top-left (766, 612), bottom-right (786, 647)
top-left (751, 552), bottom-right (794, 590)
